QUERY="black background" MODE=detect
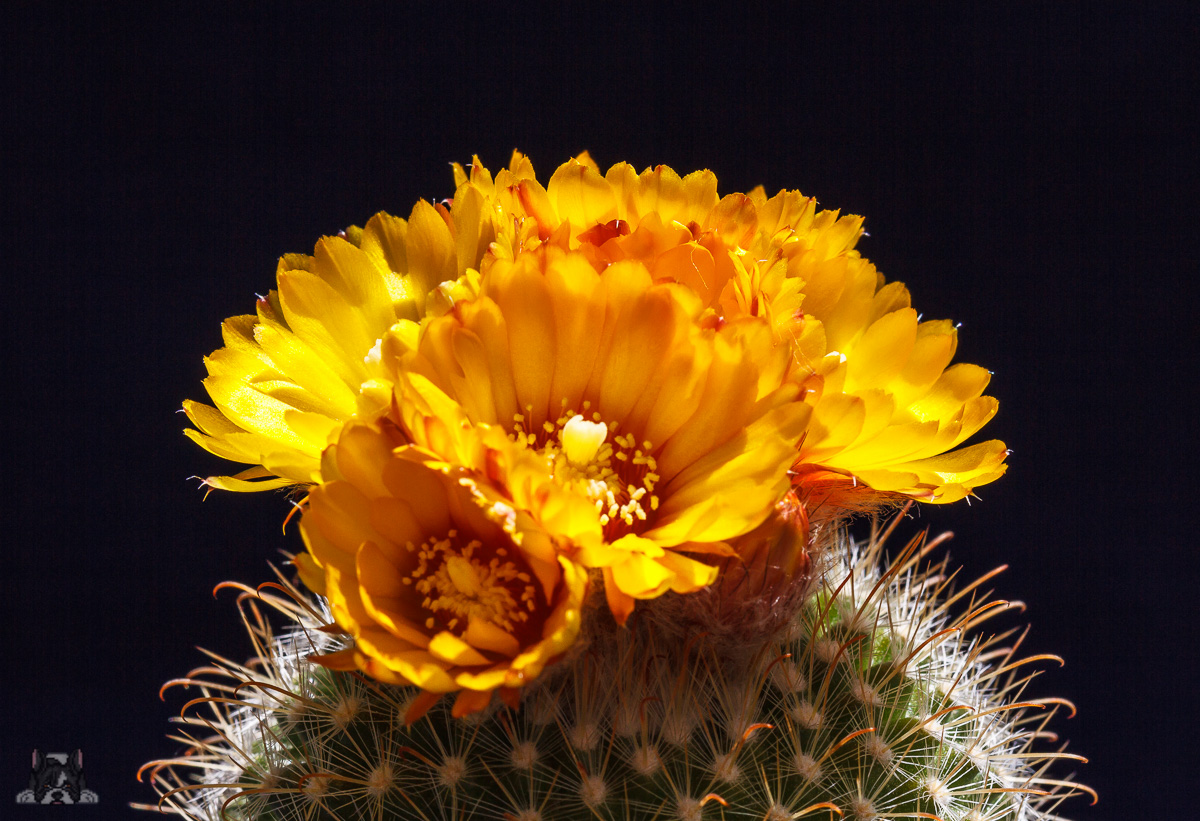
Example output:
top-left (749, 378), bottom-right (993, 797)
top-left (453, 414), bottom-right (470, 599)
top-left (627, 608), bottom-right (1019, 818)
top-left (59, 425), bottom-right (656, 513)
top-left (4, 4), bottom-right (1194, 816)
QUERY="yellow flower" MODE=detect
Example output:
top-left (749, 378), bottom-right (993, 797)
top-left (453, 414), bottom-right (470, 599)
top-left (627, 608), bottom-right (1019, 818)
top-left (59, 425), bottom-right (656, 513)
top-left (384, 244), bottom-right (812, 623)
top-left (182, 174), bottom-right (501, 492)
top-left (184, 150), bottom-right (1005, 508)
top-left (296, 417), bottom-right (587, 718)
top-left (465, 152), bottom-right (1008, 509)
top-left (758, 203), bottom-right (1007, 507)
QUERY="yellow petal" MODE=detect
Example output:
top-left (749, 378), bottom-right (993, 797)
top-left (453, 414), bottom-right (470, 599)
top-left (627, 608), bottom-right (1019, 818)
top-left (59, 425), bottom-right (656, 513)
top-left (428, 631), bottom-right (493, 666)
top-left (845, 308), bottom-right (918, 391)
top-left (908, 363), bottom-right (992, 422)
top-left (464, 616), bottom-right (521, 658)
top-left (312, 235), bottom-right (395, 338)
top-left (355, 542), bottom-right (432, 648)
top-left (658, 551), bottom-right (719, 594)
top-left (609, 546), bottom-right (674, 599)
top-left (406, 199), bottom-right (457, 307)
top-left (547, 158), bottom-right (617, 230)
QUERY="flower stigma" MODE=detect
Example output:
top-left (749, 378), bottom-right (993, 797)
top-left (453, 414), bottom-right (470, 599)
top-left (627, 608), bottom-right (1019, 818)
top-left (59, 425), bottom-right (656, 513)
top-left (560, 415), bottom-right (608, 466)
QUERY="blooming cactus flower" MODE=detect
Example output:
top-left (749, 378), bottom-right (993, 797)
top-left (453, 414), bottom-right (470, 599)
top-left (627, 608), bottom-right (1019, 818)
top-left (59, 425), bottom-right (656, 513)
top-left (183, 191), bottom-right (498, 491)
top-left (386, 243), bottom-right (810, 623)
top-left (184, 152), bottom-right (1009, 710)
top-left (296, 418), bottom-right (587, 719)
top-left (186, 151), bottom-right (1005, 507)
top-left (470, 152), bottom-right (1008, 509)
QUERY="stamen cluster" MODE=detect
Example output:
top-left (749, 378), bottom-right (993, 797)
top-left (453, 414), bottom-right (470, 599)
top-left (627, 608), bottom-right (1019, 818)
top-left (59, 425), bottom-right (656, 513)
top-left (406, 531), bottom-right (536, 633)
top-left (525, 408), bottom-right (662, 536)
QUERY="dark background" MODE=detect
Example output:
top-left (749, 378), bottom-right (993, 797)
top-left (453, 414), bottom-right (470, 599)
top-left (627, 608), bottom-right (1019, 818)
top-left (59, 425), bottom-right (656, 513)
top-left (4, 3), bottom-right (1193, 816)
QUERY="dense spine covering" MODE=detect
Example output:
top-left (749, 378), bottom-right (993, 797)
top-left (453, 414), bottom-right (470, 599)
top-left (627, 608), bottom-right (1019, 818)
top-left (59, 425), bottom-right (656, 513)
top-left (139, 523), bottom-right (1089, 820)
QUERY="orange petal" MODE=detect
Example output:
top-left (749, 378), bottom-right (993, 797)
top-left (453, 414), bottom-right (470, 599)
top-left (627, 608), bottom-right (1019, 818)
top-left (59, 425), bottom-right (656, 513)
top-left (451, 689), bottom-right (494, 718)
top-left (404, 690), bottom-right (443, 724)
top-left (603, 568), bottom-right (636, 626)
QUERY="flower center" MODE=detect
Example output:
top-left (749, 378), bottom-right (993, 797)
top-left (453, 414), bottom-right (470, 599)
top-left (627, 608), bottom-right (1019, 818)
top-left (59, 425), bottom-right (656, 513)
top-left (513, 403), bottom-right (661, 539)
top-left (405, 530), bottom-right (537, 633)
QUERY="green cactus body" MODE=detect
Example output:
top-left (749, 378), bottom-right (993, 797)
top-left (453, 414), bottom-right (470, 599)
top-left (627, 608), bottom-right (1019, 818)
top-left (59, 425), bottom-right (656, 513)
top-left (142, 527), bottom-right (1088, 820)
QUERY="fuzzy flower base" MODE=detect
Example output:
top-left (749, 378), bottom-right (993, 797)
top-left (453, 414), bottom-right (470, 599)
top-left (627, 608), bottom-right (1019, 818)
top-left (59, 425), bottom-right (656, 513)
top-left (140, 523), bottom-right (1089, 821)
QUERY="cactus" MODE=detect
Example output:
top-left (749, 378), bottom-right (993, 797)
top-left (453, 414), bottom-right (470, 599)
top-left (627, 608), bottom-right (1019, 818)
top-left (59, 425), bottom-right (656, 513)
top-left (140, 519), bottom-right (1089, 820)
top-left (151, 153), bottom-right (1088, 820)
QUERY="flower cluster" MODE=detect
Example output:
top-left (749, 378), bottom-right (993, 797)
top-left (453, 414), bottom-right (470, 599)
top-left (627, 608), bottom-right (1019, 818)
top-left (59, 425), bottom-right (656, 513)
top-left (184, 152), bottom-right (1007, 717)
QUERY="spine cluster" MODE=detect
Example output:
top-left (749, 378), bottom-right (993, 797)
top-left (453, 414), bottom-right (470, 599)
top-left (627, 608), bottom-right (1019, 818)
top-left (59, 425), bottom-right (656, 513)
top-left (140, 523), bottom-right (1089, 820)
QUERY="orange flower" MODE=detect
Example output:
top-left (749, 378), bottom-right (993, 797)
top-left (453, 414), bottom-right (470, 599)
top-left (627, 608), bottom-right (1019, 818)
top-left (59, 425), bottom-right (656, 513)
top-left (469, 152), bottom-right (1008, 509)
top-left (383, 244), bottom-right (811, 623)
top-left (296, 418), bottom-right (587, 718)
top-left (184, 149), bottom-right (1006, 508)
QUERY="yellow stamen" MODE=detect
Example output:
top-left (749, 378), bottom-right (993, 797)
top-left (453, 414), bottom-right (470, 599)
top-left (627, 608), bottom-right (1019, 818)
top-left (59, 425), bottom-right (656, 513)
top-left (407, 536), bottom-right (534, 633)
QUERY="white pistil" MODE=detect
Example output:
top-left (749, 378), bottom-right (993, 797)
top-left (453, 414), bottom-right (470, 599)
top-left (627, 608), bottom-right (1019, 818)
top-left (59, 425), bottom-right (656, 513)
top-left (446, 556), bottom-right (482, 596)
top-left (560, 415), bottom-right (608, 466)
